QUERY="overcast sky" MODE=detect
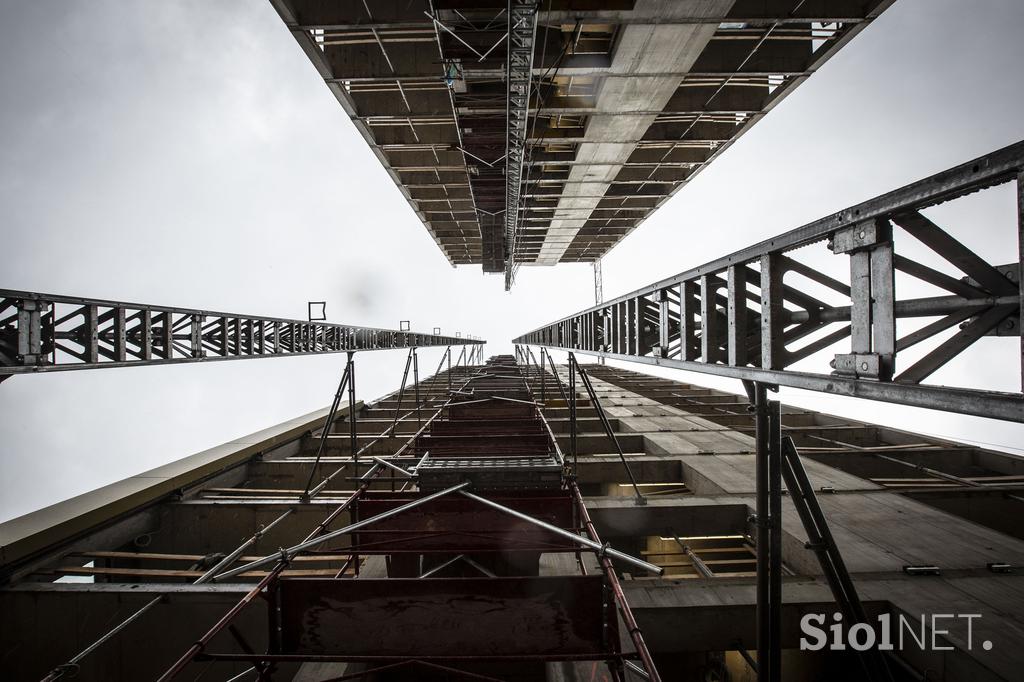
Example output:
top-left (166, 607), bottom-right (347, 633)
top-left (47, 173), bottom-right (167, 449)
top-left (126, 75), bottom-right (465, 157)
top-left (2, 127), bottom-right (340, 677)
top-left (1, 0), bottom-right (1023, 522)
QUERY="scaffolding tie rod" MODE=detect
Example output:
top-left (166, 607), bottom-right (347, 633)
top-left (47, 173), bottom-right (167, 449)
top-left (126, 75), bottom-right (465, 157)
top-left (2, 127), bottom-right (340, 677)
top-left (624, 660), bottom-right (651, 679)
top-left (371, 456), bottom-right (415, 478)
top-left (213, 482), bottom-right (471, 581)
top-left (458, 490), bottom-right (663, 575)
top-left (40, 509), bottom-right (295, 680)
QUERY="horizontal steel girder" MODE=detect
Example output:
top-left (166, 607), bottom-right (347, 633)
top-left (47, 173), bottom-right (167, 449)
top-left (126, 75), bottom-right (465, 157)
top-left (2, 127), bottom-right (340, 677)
top-left (515, 140), bottom-right (1024, 422)
top-left (0, 289), bottom-right (483, 375)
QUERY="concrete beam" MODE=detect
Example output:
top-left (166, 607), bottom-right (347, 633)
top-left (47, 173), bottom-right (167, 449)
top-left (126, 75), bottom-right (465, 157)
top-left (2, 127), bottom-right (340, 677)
top-left (0, 583), bottom-right (271, 681)
top-left (0, 404), bottom-right (358, 573)
top-left (534, 0), bottom-right (731, 264)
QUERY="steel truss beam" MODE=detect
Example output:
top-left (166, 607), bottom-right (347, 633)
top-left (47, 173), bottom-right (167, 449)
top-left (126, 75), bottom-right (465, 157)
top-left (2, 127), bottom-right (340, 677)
top-left (515, 141), bottom-right (1024, 422)
top-left (0, 289), bottom-right (483, 376)
top-left (503, 0), bottom-right (539, 289)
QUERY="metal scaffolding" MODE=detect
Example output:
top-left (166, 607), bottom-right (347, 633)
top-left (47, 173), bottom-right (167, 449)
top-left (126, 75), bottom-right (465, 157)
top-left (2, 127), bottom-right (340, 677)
top-left (24, 352), bottom-right (663, 681)
top-left (514, 140), bottom-right (1024, 422)
top-left (142, 355), bottom-right (664, 681)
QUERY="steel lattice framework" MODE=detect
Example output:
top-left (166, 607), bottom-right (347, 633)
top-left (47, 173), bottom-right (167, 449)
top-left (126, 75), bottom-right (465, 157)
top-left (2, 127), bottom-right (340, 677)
top-left (0, 289), bottom-right (483, 377)
top-left (503, 0), bottom-right (539, 288)
top-left (516, 140), bottom-right (1024, 422)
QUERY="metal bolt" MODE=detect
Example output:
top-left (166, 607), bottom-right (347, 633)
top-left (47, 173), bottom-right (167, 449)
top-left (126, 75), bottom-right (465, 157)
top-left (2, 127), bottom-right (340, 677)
top-left (858, 230), bottom-right (866, 239)
top-left (860, 362), bottom-right (869, 371)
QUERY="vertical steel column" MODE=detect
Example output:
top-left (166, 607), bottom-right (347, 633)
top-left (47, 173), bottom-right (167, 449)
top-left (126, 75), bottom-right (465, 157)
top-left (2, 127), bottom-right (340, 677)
top-left (680, 281), bottom-right (697, 361)
top-left (540, 346), bottom-right (546, 403)
top-left (15, 299), bottom-right (46, 369)
top-left (347, 351), bottom-right (359, 577)
top-left (569, 356), bottom-right (577, 473)
top-left (447, 345), bottom-right (452, 394)
top-left (625, 298), bottom-right (634, 355)
top-left (84, 304), bottom-right (99, 363)
top-left (571, 353), bottom-right (644, 505)
top-left (302, 359), bottom-right (352, 499)
top-left (572, 484), bottom-right (662, 682)
top-left (391, 349), bottom-right (414, 433)
top-left (752, 382), bottom-right (770, 679)
top-left (760, 254), bottom-right (783, 370)
top-left (871, 239), bottom-right (896, 381)
top-left (595, 259), bottom-right (605, 364)
top-left (1018, 171), bottom-right (1023, 391)
top-left (768, 397), bottom-right (782, 682)
top-left (728, 265), bottom-right (748, 366)
top-left (700, 275), bottom-right (717, 363)
top-left (749, 379), bottom-right (782, 681)
top-left (140, 309), bottom-right (153, 361)
top-left (114, 307), bottom-right (127, 362)
top-left (658, 289), bottom-right (670, 358)
top-left (634, 296), bottom-right (642, 355)
top-left (544, 348), bottom-right (569, 406)
top-left (412, 348), bottom-right (422, 429)
top-left (831, 219), bottom-right (895, 380)
top-left (527, 347), bottom-right (543, 394)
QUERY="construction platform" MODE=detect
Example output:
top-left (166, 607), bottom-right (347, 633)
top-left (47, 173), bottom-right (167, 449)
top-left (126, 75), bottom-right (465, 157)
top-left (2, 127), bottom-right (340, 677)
top-left (3, 356), bottom-right (1024, 681)
top-left (270, 0), bottom-right (896, 276)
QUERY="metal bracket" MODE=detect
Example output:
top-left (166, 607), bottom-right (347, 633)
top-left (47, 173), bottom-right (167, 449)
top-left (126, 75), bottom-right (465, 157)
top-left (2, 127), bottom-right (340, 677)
top-left (15, 298), bottom-right (48, 366)
top-left (830, 218), bottom-right (890, 254)
top-left (307, 301), bottom-right (326, 322)
top-left (969, 263), bottom-right (1020, 336)
top-left (831, 352), bottom-right (887, 379)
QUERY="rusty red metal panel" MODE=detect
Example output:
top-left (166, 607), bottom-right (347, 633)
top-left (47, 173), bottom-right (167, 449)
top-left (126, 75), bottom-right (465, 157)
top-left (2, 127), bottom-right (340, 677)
top-left (355, 493), bottom-right (576, 552)
top-left (272, 576), bottom-right (613, 657)
top-left (416, 433), bottom-right (551, 456)
top-left (430, 418), bottom-right (544, 435)
top-left (448, 402), bottom-right (534, 420)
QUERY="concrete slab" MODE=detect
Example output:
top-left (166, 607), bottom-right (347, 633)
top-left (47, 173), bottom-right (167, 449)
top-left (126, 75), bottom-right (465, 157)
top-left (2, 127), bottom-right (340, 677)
top-left (0, 404), bottom-right (357, 568)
